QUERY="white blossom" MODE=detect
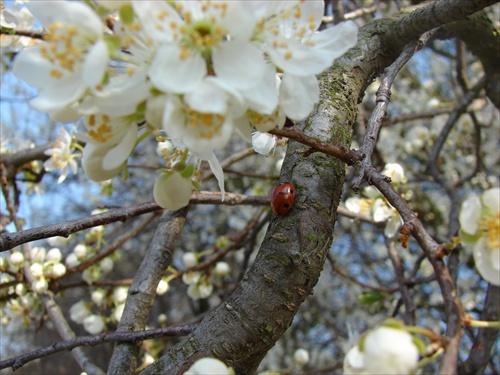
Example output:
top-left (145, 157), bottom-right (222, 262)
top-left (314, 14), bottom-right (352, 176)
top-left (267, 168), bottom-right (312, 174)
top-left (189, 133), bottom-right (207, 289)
top-left (91, 289), bottom-right (106, 306)
top-left (30, 246), bottom-right (46, 263)
top-left (459, 187), bottom-right (500, 285)
top-left (47, 236), bottom-right (70, 247)
top-left (73, 244), bottom-right (88, 258)
top-left (153, 171), bottom-right (193, 210)
top-left (113, 286), bottom-right (128, 305)
top-left (252, 132), bottom-right (277, 156)
top-left (99, 257), bottom-right (114, 273)
top-left (9, 251), bottom-right (24, 266)
top-left (46, 248), bottom-right (63, 263)
top-left (44, 128), bottom-right (80, 183)
top-left (65, 253), bottom-right (80, 268)
top-left (182, 252), bottom-right (198, 268)
top-left (29, 263), bottom-right (44, 278)
top-left (344, 325), bottom-right (419, 375)
top-left (114, 303), bottom-right (125, 322)
top-left (31, 278), bottom-right (49, 294)
top-left (156, 279), bottom-right (170, 295)
top-left (213, 262), bottom-right (230, 277)
top-left (12, 1), bottom-right (109, 121)
top-left (50, 263), bottom-right (67, 278)
top-left (83, 314), bottom-right (105, 335)
top-left (185, 357), bottom-right (231, 375)
top-left (294, 348), bottom-right (310, 366)
top-left (382, 163), bottom-right (407, 184)
top-left (70, 301), bottom-right (92, 324)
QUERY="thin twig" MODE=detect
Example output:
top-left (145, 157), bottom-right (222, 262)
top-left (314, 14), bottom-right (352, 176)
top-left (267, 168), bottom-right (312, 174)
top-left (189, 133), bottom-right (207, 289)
top-left (0, 193), bottom-right (269, 252)
top-left (0, 323), bottom-right (196, 371)
top-left (355, 30), bottom-right (436, 190)
top-left (269, 127), bottom-right (362, 165)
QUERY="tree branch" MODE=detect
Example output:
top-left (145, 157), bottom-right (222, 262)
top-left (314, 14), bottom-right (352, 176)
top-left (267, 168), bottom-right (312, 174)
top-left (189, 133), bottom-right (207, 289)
top-left (107, 207), bottom-right (189, 375)
top-left (0, 193), bottom-right (269, 252)
top-left (0, 324), bottom-right (196, 371)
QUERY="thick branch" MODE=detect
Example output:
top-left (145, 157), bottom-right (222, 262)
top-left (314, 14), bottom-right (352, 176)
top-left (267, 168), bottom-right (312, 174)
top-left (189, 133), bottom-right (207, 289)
top-left (107, 208), bottom-right (189, 375)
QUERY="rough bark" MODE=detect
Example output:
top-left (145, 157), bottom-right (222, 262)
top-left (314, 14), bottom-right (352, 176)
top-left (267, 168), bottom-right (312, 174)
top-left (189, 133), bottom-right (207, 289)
top-left (107, 208), bottom-right (189, 374)
top-left (137, 0), bottom-right (498, 373)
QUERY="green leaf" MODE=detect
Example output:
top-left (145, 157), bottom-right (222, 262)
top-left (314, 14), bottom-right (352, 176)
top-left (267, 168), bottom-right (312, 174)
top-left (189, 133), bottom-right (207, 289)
top-left (359, 291), bottom-right (386, 305)
top-left (119, 4), bottom-right (135, 25)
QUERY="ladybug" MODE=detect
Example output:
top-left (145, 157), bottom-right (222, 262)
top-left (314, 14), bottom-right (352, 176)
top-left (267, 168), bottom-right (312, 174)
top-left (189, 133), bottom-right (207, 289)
top-left (271, 183), bottom-right (295, 216)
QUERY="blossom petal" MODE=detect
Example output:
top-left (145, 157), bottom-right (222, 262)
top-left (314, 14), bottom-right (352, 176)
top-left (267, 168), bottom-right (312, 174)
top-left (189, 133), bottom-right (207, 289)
top-left (28, 1), bottom-right (102, 33)
top-left (252, 132), bottom-right (276, 156)
top-left (309, 20), bottom-right (358, 60)
top-left (82, 39), bottom-right (108, 87)
top-left (149, 44), bottom-right (206, 94)
top-left (206, 153), bottom-right (225, 200)
top-left (242, 64), bottom-right (279, 115)
top-left (213, 41), bottom-right (267, 90)
top-left (459, 195), bottom-right (482, 235)
top-left (132, 1), bottom-right (179, 43)
top-left (473, 237), bottom-right (500, 286)
top-left (30, 75), bottom-right (86, 113)
top-left (184, 78), bottom-right (228, 114)
top-left (82, 143), bottom-right (122, 182)
top-left (102, 123), bottom-right (138, 170)
top-left (482, 187), bottom-right (500, 216)
top-left (280, 73), bottom-right (319, 120)
top-left (13, 46), bottom-right (61, 88)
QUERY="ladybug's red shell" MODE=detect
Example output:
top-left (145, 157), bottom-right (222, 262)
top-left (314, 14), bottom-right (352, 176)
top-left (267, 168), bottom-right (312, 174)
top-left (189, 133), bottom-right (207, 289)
top-left (271, 183), bottom-right (295, 216)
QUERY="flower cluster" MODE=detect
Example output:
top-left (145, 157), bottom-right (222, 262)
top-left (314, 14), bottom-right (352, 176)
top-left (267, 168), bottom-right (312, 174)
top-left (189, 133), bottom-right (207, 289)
top-left (343, 320), bottom-right (421, 375)
top-left (181, 251), bottom-right (231, 300)
top-left (69, 284), bottom-right (135, 334)
top-left (0, 246), bottom-right (68, 326)
top-left (459, 187), bottom-right (500, 286)
top-left (3, 246), bottom-right (67, 295)
top-left (345, 184), bottom-right (404, 239)
top-left (1, 1), bottom-right (38, 73)
top-left (12, 0), bottom-right (358, 210)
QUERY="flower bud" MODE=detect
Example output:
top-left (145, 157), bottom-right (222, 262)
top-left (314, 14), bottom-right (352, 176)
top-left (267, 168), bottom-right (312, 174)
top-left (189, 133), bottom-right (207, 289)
top-left (31, 278), bottom-right (48, 294)
top-left (70, 301), bottom-right (91, 324)
top-left (30, 263), bottom-right (44, 278)
top-left (46, 248), bottom-right (63, 262)
top-left (83, 314), bottom-right (105, 335)
top-left (182, 252), bottom-right (198, 268)
top-left (294, 348), bottom-right (310, 366)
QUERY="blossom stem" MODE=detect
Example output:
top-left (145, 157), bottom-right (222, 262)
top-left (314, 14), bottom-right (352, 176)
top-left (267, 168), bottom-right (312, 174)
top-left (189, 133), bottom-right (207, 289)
top-left (466, 319), bottom-right (500, 328)
top-left (405, 326), bottom-right (441, 341)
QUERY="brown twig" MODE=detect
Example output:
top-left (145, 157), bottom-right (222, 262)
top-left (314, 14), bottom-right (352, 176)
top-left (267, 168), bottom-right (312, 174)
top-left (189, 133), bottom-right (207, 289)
top-left (0, 193), bottom-right (269, 252)
top-left (0, 323), bottom-right (196, 371)
top-left (355, 30), bottom-right (436, 190)
top-left (269, 127), bottom-right (362, 165)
